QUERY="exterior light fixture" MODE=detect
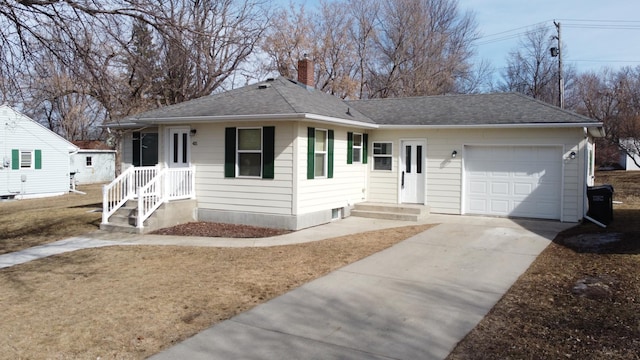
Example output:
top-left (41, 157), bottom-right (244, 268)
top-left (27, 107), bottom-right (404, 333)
top-left (452, 150), bottom-right (457, 158)
top-left (190, 128), bottom-right (197, 136)
top-left (570, 151), bottom-right (576, 160)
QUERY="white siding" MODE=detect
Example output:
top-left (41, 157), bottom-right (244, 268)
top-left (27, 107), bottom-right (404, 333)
top-left (295, 123), bottom-right (368, 215)
top-left (192, 122), bottom-right (294, 215)
top-left (368, 127), bottom-right (588, 222)
top-left (70, 151), bottom-right (116, 184)
top-left (0, 105), bottom-right (76, 198)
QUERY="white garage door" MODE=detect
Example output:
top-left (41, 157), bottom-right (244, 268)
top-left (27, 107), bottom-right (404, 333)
top-left (465, 146), bottom-right (562, 220)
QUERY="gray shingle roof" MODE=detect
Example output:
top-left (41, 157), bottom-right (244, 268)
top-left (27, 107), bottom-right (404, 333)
top-left (119, 78), bottom-right (599, 127)
top-left (347, 92), bottom-right (598, 126)
top-left (124, 77), bottom-right (374, 124)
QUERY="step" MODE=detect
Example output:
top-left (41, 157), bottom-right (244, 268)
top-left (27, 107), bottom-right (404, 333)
top-left (350, 209), bottom-right (424, 221)
top-left (353, 203), bottom-right (427, 215)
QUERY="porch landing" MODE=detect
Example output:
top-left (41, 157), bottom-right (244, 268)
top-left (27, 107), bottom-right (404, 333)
top-left (351, 203), bottom-right (430, 222)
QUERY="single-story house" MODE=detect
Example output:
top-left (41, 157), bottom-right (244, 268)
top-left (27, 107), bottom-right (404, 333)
top-left (70, 141), bottom-right (116, 184)
top-left (101, 58), bottom-right (603, 232)
top-left (619, 139), bottom-right (640, 171)
top-left (0, 105), bottom-right (79, 199)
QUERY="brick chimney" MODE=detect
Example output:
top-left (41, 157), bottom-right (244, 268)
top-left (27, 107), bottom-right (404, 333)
top-left (297, 54), bottom-right (314, 87)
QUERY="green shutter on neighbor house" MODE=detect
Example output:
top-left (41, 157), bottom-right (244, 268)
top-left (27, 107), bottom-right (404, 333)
top-left (262, 126), bottom-right (275, 179)
top-left (347, 132), bottom-right (353, 164)
top-left (34, 150), bottom-right (42, 169)
top-left (225, 127), bottom-right (236, 178)
top-left (363, 133), bottom-right (368, 164)
top-left (307, 127), bottom-right (315, 179)
top-left (328, 130), bottom-right (334, 178)
top-left (132, 132), bottom-right (141, 167)
top-left (11, 149), bottom-right (19, 169)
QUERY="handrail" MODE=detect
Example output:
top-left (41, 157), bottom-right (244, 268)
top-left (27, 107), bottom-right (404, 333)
top-left (136, 167), bottom-right (195, 228)
top-left (101, 166), bottom-right (158, 224)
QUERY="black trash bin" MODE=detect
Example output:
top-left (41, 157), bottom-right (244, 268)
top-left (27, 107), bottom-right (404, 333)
top-left (587, 185), bottom-right (614, 225)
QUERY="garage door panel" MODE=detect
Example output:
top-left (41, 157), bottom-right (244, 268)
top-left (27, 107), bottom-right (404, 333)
top-left (465, 146), bottom-right (562, 220)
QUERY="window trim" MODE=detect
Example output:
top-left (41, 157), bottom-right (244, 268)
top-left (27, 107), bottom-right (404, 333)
top-left (314, 128), bottom-right (328, 178)
top-left (372, 141), bottom-right (393, 171)
top-left (85, 156), bottom-right (93, 167)
top-left (20, 150), bottom-right (34, 169)
top-left (352, 133), bottom-right (363, 163)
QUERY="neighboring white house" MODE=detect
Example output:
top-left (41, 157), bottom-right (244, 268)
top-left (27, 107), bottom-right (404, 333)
top-left (70, 141), bottom-right (116, 184)
top-left (101, 58), bottom-right (604, 232)
top-left (619, 139), bottom-right (640, 171)
top-left (0, 105), bottom-right (78, 199)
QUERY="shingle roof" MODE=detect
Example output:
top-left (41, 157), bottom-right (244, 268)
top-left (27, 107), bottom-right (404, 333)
top-left (347, 92), bottom-right (598, 126)
top-left (118, 78), bottom-right (599, 128)
top-left (123, 77), bottom-right (374, 124)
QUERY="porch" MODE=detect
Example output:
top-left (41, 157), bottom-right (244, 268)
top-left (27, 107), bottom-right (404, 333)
top-left (101, 166), bottom-right (196, 234)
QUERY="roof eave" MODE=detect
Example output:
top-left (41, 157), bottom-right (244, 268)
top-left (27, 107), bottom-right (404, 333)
top-left (378, 122), bottom-right (603, 129)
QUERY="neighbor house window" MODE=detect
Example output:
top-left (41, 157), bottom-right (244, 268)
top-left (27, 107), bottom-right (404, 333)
top-left (11, 149), bottom-right (41, 170)
top-left (307, 127), bottom-right (334, 179)
top-left (86, 156), bottom-right (93, 167)
top-left (348, 132), bottom-right (368, 164)
top-left (373, 142), bottom-right (393, 170)
top-left (224, 126), bottom-right (275, 179)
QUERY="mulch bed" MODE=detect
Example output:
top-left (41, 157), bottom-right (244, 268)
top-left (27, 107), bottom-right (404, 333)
top-left (150, 221), bottom-right (291, 238)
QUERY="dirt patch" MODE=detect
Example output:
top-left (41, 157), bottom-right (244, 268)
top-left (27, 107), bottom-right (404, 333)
top-left (151, 221), bottom-right (291, 238)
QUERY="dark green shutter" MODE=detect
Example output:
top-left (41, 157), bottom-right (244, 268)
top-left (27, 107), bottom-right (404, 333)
top-left (225, 127), bottom-right (236, 178)
top-left (11, 149), bottom-right (19, 169)
top-left (328, 130), bottom-right (334, 178)
top-left (262, 126), bottom-right (275, 179)
top-left (307, 127), bottom-right (315, 179)
top-left (347, 132), bottom-right (353, 164)
top-left (132, 132), bottom-right (141, 166)
top-left (363, 134), bottom-right (368, 164)
top-left (34, 150), bottom-right (42, 169)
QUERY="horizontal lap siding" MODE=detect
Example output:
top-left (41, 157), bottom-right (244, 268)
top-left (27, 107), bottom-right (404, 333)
top-left (368, 128), bottom-right (586, 221)
top-left (296, 124), bottom-right (368, 215)
top-left (192, 122), bottom-right (294, 215)
top-left (0, 107), bottom-right (72, 196)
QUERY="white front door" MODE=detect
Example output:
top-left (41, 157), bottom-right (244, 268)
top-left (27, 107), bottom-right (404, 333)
top-left (400, 140), bottom-right (426, 204)
top-left (168, 127), bottom-right (190, 168)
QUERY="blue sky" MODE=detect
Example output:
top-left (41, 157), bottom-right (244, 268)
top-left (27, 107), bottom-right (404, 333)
top-left (287, 0), bottom-right (640, 76)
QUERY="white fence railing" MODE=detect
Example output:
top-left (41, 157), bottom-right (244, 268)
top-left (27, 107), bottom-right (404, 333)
top-left (136, 168), bottom-right (195, 228)
top-left (102, 166), bottom-right (195, 228)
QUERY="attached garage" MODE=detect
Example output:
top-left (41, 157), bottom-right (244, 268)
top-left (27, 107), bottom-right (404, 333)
top-left (464, 145), bottom-right (563, 220)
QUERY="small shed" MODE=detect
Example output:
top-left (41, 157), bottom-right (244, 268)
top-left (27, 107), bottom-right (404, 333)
top-left (71, 141), bottom-right (116, 184)
top-left (0, 105), bottom-right (78, 199)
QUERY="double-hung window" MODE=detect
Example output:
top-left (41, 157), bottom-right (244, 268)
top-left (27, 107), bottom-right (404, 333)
top-left (225, 126), bottom-right (275, 179)
top-left (373, 142), bottom-right (393, 170)
top-left (20, 151), bottom-right (33, 168)
top-left (86, 156), bottom-right (93, 167)
top-left (347, 132), bottom-right (368, 164)
top-left (237, 128), bottom-right (262, 177)
top-left (307, 127), bottom-right (334, 179)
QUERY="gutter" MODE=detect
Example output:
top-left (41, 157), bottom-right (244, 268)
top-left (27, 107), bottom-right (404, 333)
top-left (378, 122), bottom-right (603, 130)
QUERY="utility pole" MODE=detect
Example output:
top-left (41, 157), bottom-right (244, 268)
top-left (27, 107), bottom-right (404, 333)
top-left (552, 20), bottom-right (564, 109)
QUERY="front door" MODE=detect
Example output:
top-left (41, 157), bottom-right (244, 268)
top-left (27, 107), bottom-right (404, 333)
top-left (400, 140), bottom-right (426, 204)
top-left (168, 127), bottom-right (190, 168)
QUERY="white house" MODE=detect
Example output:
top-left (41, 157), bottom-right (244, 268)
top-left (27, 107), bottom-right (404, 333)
top-left (619, 139), bottom-right (640, 171)
top-left (70, 141), bottom-right (116, 184)
top-left (0, 105), bottom-right (78, 199)
top-left (101, 59), bottom-right (604, 233)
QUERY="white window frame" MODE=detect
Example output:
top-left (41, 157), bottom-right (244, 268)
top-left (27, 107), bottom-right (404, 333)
top-left (236, 127), bottom-right (263, 178)
top-left (373, 142), bottom-right (393, 171)
top-left (20, 150), bottom-right (34, 169)
top-left (353, 133), bottom-right (363, 163)
top-left (315, 128), bottom-right (328, 178)
top-left (86, 156), bottom-right (93, 167)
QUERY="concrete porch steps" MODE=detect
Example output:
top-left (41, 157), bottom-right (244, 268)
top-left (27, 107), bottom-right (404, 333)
top-left (351, 203), bottom-right (430, 222)
top-left (101, 199), bottom-right (197, 234)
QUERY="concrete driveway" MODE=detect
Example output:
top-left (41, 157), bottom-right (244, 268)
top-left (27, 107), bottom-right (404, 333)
top-left (150, 215), bottom-right (573, 360)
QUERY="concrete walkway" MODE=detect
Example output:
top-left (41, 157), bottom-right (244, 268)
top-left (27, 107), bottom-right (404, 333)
top-left (148, 216), bottom-right (572, 360)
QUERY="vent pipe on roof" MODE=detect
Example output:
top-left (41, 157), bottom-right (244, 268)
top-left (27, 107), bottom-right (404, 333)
top-left (297, 54), bottom-right (314, 88)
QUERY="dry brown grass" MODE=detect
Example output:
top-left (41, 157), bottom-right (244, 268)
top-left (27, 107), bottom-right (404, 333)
top-left (448, 171), bottom-right (640, 359)
top-left (0, 222), bottom-right (434, 359)
top-left (0, 184), bottom-right (103, 254)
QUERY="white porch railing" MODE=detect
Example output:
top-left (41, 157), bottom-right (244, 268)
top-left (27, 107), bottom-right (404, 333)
top-left (136, 167), bottom-right (195, 228)
top-left (101, 166), bottom-right (195, 228)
